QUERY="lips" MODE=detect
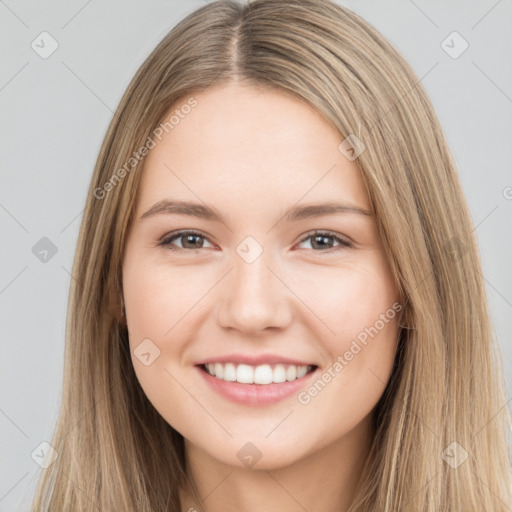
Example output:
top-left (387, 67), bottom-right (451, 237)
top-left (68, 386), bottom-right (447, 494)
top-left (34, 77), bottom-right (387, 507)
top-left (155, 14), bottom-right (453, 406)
top-left (194, 353), bottom-right (319, 406)
top-left (195, 363), bottom-right (318, 406)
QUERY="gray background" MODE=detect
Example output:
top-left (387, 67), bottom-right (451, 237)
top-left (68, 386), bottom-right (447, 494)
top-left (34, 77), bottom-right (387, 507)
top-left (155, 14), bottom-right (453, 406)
top-left (1, 1), bottom-right (511, 510)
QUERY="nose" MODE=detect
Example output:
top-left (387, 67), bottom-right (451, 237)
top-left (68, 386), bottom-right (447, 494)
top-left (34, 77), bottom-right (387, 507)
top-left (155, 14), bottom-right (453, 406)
top-left (215, 246), bottom-right (293, 335)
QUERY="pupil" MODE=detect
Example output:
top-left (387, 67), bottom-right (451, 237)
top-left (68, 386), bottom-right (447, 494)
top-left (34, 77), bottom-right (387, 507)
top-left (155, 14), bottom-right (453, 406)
top-left (313, 235), bottom-right (332, 249)
top-left (184, 234), bottom-right (202, 248)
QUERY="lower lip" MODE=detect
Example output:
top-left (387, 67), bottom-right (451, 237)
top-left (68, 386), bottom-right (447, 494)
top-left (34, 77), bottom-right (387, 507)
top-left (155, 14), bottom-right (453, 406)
top-left (195, 365), bottom-right (318, 406)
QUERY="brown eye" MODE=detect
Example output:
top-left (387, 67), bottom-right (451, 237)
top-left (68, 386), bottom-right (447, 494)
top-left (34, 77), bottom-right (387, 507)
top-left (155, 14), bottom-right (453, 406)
top-left (159, 230), bottom-right (214, 251)
top-left (297, 231), bottom-right (351, 252)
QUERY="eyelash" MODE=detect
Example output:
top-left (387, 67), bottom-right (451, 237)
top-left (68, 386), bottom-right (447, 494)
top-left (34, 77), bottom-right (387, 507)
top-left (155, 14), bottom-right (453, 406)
top-left (157, 229), bottom-right (352, 254)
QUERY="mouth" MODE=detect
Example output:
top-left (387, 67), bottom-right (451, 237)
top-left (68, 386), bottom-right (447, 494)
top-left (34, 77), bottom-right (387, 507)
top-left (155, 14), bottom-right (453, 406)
top-left (197, 362), bottom-right (318, 384)
top-left (195, 362), bottom-right (319, 406)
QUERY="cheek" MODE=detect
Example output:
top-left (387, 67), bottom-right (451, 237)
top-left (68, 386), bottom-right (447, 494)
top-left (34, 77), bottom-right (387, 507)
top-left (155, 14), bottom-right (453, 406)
top-left (294, 260), bottom-right (400, 416)
top-left (293, 256), bottom-right (399, 347)
top-left (122, 257), bottom-right (208, 430)
top-left (123, 256), bottom-right (208, 344)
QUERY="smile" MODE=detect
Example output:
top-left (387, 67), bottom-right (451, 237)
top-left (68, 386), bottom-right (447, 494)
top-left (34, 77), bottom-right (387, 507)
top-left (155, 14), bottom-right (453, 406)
top-left (195, 362), bottom-right (319, 406)
top-left (202, 362), bottom-right (315, 384)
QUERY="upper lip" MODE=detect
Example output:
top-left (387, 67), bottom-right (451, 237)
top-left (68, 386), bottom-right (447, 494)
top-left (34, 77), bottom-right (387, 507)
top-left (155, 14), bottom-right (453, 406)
top-left (195, 354), bottom-right (317, 367)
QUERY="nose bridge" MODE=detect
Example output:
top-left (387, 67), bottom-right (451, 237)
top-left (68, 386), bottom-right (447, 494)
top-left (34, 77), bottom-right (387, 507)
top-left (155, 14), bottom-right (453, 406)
top-left (216, 236), bottom-right (290, 332)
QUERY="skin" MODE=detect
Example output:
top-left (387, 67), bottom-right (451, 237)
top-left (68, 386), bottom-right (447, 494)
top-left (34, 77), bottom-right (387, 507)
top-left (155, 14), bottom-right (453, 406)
top-left (122, 81), bottom-right (400, 512)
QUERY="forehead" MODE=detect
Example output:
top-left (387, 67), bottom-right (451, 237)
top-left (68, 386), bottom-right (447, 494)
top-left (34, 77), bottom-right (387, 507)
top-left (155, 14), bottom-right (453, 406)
top-left (137, 82), bottom-right (370, 216)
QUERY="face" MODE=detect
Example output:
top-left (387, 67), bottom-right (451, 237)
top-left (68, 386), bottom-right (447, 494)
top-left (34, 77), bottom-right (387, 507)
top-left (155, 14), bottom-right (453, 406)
top-left (122, 82), bottom-right (400, 470)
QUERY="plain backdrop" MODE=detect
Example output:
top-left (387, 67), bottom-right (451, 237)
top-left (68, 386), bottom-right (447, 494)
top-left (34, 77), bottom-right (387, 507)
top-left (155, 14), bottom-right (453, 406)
top-left (1, 1), bottom-right (511, 510)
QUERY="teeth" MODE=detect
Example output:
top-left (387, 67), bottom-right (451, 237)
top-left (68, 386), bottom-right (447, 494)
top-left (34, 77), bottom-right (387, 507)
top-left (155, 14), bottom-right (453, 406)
top-left (214, 363), bottom-right (224, 379)
top-left (237, 364), bottom-right (254, 383)
top-left (273, 364), bottom-right (287, 383)
top-left (297, 365), bottom-right (307, 378)
top-left (286, 365), bottom-right (297, 381)
top-left (223, 362), bottom-right (236, 381)
top-left (203, 362), bottom-right (314, 384)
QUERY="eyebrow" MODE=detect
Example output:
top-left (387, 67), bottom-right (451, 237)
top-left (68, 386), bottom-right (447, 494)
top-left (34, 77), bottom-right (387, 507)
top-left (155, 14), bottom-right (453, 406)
top-left (139, 199), bottom-right (373, 224)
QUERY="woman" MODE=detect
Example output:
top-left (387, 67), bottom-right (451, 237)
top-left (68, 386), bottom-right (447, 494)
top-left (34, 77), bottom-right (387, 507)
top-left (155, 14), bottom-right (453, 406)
top-left (31, 0), bottom-right (512, 510)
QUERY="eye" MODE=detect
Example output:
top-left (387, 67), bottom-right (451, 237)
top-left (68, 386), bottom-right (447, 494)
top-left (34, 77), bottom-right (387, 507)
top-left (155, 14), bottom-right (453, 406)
top-left (158, 230), bottom-right (215, 251)
top-left (296, 230), bottom-right (352, 252)
top-left (158, 229), bottom-right (351, 253)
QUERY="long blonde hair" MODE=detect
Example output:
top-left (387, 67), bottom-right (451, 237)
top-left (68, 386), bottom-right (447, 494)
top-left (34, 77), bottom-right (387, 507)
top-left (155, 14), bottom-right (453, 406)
top-left (31, 0), bottom-right (512, 510)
